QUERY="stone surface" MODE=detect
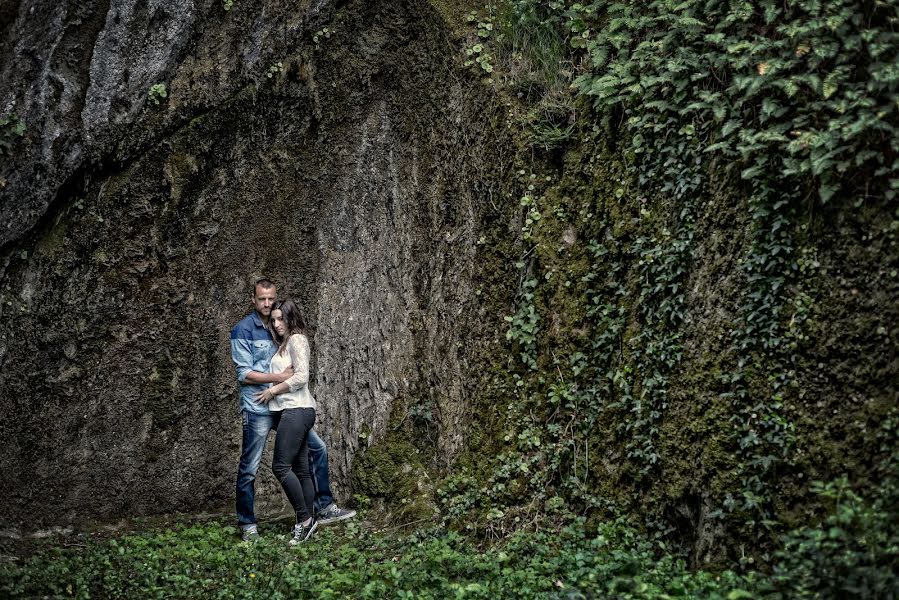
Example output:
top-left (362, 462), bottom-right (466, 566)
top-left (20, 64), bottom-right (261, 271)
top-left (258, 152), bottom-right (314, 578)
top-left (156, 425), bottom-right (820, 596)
top-left (0, 0), bottom-right (510, 529)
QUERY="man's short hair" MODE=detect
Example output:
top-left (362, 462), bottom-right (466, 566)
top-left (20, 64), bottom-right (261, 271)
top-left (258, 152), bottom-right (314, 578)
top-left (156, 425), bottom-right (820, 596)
top-left (254, 278), bottom-right (276, 295)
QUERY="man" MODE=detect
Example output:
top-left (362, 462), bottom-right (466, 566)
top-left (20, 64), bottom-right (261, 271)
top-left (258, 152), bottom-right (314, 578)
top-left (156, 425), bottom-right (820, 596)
top-left (231, 278), bottom-right (356, 541)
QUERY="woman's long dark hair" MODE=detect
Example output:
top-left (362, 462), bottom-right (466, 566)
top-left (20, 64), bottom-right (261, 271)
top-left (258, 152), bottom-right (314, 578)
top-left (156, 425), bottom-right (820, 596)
top-left (268, 298), bottom-right (307, 354)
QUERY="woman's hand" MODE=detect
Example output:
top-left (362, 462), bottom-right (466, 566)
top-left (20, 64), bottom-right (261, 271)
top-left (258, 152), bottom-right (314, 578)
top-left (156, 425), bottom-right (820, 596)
top-left (253, 387), bottom-right (276, 404)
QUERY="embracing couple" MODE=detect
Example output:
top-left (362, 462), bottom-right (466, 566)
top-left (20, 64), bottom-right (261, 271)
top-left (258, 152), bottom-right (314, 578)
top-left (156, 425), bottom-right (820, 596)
top-left (231, 278), bottom-right (355, 544)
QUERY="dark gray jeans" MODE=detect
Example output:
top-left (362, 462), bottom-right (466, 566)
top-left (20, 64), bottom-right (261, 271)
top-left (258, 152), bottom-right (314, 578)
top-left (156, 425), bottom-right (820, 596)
top-left (271, 407), bottom-right (316, 522)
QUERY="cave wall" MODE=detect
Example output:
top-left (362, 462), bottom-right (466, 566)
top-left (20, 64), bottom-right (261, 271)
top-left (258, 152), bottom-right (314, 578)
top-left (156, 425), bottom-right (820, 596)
top-left (0, 0), bottom-right (510, 529)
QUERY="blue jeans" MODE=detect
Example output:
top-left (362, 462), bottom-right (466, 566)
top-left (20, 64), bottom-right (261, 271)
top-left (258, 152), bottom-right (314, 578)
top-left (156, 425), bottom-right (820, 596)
top-left (236, 411), bottom-right (275, 527)
top-left (307, 429), bottom-right (335, 512)
top-left (236, 411), bottom-right (335, 526)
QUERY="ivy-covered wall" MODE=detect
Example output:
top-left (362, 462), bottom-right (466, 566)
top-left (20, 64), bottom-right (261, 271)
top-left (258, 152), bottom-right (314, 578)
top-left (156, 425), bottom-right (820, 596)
top-left (357, 0), bottom-right (899, 569)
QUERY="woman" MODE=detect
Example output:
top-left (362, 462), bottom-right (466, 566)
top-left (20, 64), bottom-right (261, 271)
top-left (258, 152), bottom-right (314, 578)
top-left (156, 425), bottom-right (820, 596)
top-left (254, 299), bottom-right (318, 545)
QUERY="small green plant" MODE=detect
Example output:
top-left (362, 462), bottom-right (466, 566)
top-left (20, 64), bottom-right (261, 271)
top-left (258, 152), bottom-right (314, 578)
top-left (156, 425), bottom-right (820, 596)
top-left (0, 115), bottom-right (25, 157)
top-left (313, 27), bottom-right (331, 48)
top-left (266, 62), bottom-right (283, 79)
top-left (475, 53), bottom-right (494, 73)
top-left (222, 0), bottom-right (233, 11)
top-left (477, 18), bottom-right (494, 39)
top-left (147, 83), bottom-right (167, 106)
top-left (464, 43), bottom-right (494, 73)
top-left (527, 96), bottom-right (575, 151)
top-left (529, 121), bottom-right (573, 150)
top-left (505, 276), bottom-right (539, 369)
top-left (463, 11), bottom-right (499, 75)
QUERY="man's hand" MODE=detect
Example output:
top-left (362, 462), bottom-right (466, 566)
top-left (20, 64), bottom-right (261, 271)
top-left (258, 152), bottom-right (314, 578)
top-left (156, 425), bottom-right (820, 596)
top-left (253, 388), bottom-right (275, 404)
top-left (276, 366), bottom-right (293, 383)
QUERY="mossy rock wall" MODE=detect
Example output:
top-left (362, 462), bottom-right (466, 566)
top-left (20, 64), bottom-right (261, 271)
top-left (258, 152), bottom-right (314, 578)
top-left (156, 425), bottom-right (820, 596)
top-left (458, 125), bottom-right (898, 563)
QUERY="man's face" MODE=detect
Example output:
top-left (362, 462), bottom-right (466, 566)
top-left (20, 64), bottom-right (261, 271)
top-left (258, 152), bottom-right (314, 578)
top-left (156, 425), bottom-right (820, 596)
top-left (253, 285), bottom-right (277, 319)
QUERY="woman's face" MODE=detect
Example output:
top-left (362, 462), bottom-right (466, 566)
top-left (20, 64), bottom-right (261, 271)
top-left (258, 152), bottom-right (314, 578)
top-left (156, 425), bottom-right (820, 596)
top-left (271, 309), bottom-right (287, 337)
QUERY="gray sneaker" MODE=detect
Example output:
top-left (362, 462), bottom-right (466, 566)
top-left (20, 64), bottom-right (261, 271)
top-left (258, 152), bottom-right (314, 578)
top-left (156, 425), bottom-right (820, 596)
top-left (241, 524), bottom-right (261, 542)
top-left (316, 504), bottom-right (357, 525)
top-left (289, 519), bottom-right (319, 545)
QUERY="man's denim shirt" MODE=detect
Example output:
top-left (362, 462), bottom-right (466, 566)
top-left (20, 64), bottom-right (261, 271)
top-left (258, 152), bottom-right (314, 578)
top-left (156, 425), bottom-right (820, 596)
top-left (231, 312), bottom-right (278, 415)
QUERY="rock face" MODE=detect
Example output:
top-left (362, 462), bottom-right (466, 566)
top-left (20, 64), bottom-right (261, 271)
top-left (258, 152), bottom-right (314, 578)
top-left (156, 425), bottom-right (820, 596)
top-left (0, 0), bottom-right (508, 528)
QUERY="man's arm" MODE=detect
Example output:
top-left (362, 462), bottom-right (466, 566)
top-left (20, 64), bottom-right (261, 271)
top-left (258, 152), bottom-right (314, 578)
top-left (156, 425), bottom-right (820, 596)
top-left (244, 369), bottom-right (292, 385)
top-left (231, 332), bottom-right (292, 385)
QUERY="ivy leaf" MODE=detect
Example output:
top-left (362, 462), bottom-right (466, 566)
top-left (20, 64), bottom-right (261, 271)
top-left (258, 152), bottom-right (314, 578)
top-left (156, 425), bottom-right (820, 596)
top-left (761, 98), bottom-right (785, 120)
top-left (818, 182), bottom-right (838, 202)
top-left (721, 120), bottom-right (742, 138)
top-left (590, 45), bottom-right (609, 69)
top-left (712, 103), bottom-right (728, 120)
top-left (741, 164), bottom-right (763, 180)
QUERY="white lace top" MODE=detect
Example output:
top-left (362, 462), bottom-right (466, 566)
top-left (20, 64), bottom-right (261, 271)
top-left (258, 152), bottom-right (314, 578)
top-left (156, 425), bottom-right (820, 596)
top-left (268, 333), bottom-right (316, 412)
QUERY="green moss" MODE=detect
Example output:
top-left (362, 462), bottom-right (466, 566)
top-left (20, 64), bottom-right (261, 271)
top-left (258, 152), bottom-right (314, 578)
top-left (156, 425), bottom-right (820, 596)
top-left (352, 432), bottom-right (436, 523)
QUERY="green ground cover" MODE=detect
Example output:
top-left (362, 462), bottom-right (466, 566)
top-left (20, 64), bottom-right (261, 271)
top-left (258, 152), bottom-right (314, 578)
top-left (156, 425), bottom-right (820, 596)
top-left (3, 478), bottom-right (896, 600)
top-left (1, 517), bottom-right (755, 599)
